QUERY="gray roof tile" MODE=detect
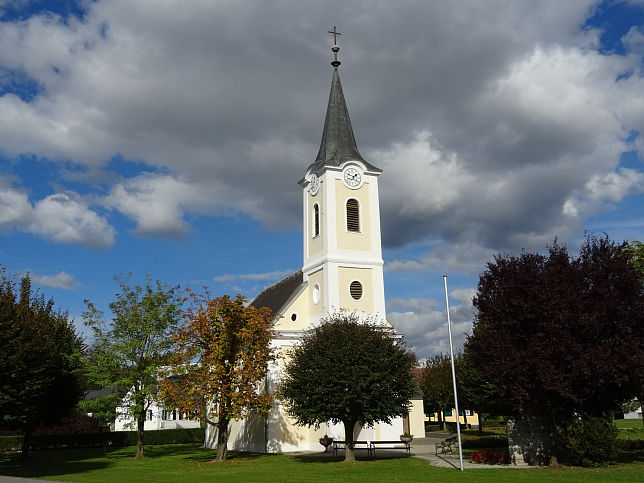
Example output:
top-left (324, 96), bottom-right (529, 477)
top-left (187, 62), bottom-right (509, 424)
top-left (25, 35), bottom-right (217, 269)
top-left (311, 68), bottom-right (380, 173)
top-left (251, 270), bottom-right (304, 317)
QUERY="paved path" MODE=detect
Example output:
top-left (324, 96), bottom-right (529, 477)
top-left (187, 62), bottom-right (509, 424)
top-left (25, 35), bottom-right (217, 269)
top-left (296, 432), bottom-right (532, 469)
top-left (412, 432), bottom-right (531, 469)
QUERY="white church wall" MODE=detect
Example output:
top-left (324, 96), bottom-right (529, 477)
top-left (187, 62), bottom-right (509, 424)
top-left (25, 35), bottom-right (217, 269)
top-left (409, 400), bottom-right (426, 438)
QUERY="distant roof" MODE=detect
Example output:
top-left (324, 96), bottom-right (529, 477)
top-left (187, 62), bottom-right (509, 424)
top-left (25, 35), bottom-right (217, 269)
top-left (84, 387), bottom-right (118, 400)
top-left (310, 68), bottom-right (381, 173)
top-left (251, 270), bottom-right (304, 317)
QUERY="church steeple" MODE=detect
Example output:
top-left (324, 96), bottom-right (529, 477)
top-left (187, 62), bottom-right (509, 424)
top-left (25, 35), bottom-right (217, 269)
top-left (300, 29), bottom-right (386, 323)
top-left (311, 31), bottom-right (380, 173)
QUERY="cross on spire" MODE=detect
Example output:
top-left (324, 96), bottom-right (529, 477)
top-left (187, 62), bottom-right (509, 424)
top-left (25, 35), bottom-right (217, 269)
top-left (328, 26), bottom-right (342, 68)
top-left (328, 26), bottom-right (341, 45)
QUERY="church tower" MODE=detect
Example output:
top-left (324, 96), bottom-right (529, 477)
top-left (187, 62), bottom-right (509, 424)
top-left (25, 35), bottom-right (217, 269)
top-left (299, 33), bottom-right (386, 324)
top-left (219, 31), bottom-right (426, 454)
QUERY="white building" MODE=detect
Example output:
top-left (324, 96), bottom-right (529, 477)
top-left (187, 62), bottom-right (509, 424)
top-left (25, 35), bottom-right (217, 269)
top-left (114, 397), bottom-right (200, 432)
top-left (624, 403), bottom-right (642, 420)
top-left (206, 39), bottom-right (425, 453)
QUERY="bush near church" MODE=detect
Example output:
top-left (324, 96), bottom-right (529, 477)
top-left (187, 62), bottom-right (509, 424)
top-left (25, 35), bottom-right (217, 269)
top-left (471, 450), bottom-right (510, 465)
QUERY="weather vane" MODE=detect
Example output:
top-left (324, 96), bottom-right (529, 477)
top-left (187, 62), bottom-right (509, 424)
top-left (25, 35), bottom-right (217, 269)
top-left (328, 26), bottom-right (342, 68)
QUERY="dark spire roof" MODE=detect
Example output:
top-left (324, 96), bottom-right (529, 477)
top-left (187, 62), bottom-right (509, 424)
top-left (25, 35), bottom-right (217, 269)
top-left (311, 68), bottom-right (381, 173)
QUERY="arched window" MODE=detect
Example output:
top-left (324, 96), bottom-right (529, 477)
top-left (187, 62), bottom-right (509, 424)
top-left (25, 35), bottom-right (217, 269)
top-left (313, 203), bottom-right (320, 237)
top-left (346, 198), bottom-right (360, 232)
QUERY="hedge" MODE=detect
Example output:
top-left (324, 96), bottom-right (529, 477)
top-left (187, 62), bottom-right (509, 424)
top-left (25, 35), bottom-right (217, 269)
top-left (0, 427), bottom-right (205, 452)
top-left (618, 438), bottom-right (644, 450)
top-left (461, 435), bottom-right (508, 449)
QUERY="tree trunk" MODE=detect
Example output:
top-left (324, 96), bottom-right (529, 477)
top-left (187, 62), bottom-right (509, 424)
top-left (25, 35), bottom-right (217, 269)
top-left (478, 413), bottom-right (484, 435)
top-left (135, 413), bottom-right (145, 458)
top-left (640, 389), bottom-right (644, 427)
top-left (215, 416), bottom-right (230, 463)
top-left (463, 410), bottom-right (468, 428)
top-left (20, 426), bottom-right (32, 459)
top-left (440, 410), bottom-right (447, 431)
top-left (343, 420), bottom-right (356, 463)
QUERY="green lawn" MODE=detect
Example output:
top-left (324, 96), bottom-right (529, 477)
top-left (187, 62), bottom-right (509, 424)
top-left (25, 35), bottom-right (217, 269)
top-left (1, 444), bottom-right (643, 482)
top-left (615, 418), bottom-right (644, 441)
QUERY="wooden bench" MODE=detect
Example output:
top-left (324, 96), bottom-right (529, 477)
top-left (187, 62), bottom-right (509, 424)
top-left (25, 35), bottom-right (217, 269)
top-left (434, 436), bottom-right (457, 454)
top-left (332, 440), bottom-right (370, 456)
top-left (369, 440), bottom-right (411, 457)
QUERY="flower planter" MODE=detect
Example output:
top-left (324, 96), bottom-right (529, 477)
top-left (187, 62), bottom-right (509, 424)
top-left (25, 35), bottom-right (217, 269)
top-left (319, 436), bottom-right (333, 452)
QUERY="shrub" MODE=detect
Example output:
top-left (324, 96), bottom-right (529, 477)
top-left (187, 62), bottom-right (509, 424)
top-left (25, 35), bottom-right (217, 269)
top-left (617, 438), bottom-right (644, 450)
top-left (33, 414), bottom-right (101, 435)
top-left (554, 414), bottom-right (618, 466)
top-left (484, 417), bottom-right (506, 428)
top-left (461, 435), bottom-right (508, 449)
top-left (0, 436), bottom-right (23, 452)
top-left (139, 428), bottom-right (204, 445)
top-left (471, 450), bottom-right (510, 464)
top-left (0, 427), bottom-right (204, 452)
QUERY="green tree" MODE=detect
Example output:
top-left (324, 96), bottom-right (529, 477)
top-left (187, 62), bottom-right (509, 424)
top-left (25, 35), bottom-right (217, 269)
top-left (456, 350), bottom-right (503, 434)
top-left (627, 240), bottom-right (644, 276)
top-left (76, 388), bottom-right (121, 431)
top-left (160, 292), bottom-right (275, 463)
top-left (0, 270), bottom-right (84, 457)
top-left (279, 312), bottom-right (416, 463)
top-left (468, 236), bottom-right (644, 464)
top-left (420, 354), bottom-right (452, 431)
top-left (83, 274), bottom-right (181, 458)
top-left (627, 239), bottom-right (644, 425)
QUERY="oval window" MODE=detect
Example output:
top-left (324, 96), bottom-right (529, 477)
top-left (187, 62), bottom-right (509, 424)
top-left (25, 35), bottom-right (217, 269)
top-left (350, 281), bottom-right (363, 300)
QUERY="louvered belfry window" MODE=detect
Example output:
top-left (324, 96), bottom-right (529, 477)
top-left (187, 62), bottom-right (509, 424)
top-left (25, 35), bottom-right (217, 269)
top-left (346, 198), bottom-right (360, 232)
top-left (350, 281), bottom-right (363, 300)
top-left (313, 203), bottom-right (320, 237)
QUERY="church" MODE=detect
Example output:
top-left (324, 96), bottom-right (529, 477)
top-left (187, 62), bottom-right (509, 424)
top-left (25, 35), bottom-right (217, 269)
top-left (207, 34), bottom-right (425, 453)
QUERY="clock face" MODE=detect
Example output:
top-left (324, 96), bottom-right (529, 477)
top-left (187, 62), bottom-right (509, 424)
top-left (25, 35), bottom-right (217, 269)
top-left (343, 167), bottom-right (362, 188)
top-left (309, 173), bottom-right (319, 194)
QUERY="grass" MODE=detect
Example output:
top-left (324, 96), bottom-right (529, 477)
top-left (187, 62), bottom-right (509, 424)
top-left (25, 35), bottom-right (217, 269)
top-left (1, 444), bottom-right (643, 482)
top-left (615, 419), bottom-right (644, 440)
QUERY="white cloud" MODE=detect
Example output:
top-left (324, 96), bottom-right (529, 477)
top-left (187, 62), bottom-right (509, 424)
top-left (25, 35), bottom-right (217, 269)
top-left (564, 168), bottom-right (644, 217)
top-left (375, 40), bottom-right (642, 258)
top-left (386, 241), bottom-right (493, 276)
top-left (0, 182), bottom-right (32, 229)
top-left (0, 1), bottom-right (642, 278)
top-left (29, 192), bottom-right (115, 249)
top-left (103, 174), bottom-right (210, 237)
top-left (32, 270), bottom-right (82, 290)
top-left (0, 178), bottom-right (115, 249)
top-left (387, 289), bottom-right (476, 360)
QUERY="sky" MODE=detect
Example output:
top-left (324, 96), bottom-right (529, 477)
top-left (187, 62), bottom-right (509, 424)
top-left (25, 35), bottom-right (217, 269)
top-left (1, 0), bottom-right (643, 361)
